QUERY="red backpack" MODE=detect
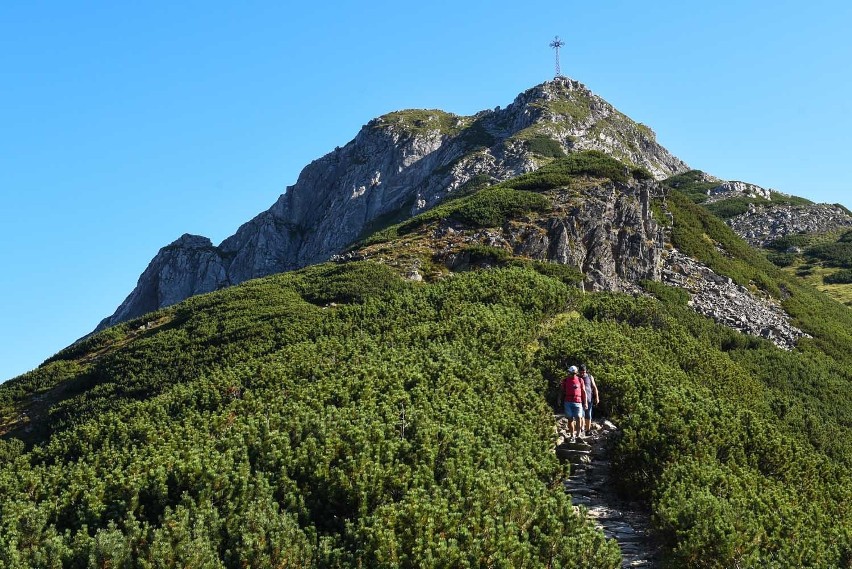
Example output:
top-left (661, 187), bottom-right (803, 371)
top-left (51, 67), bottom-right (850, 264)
top-left (562, 375), bottom-right (584, 404)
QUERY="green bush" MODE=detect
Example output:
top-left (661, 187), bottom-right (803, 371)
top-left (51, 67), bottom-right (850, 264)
top-left (704, 197), bottom-right (763, 219)
top-left (662, 170), bottom-right (717, 203)
top-left (769, 192), bottom-right (812, 206)
top-left (766, 233), bottom-right (814, 252)
top-left (520, 260), bottom-right (584, 285)
top-left (824, 269), bottom-right (852, 284)
top-left (360, 187), bottom-right (550, 246)
top-left (525, 135), bottom-right (566, 158)
top-left (391, 187), bottom-right (551, 237)
top-left (766, 252), bottom-right (797, 267)
top-left (641, 280), bottom-right (691, 306)
top-left (2, 259), bottom-right (851, 566)
top-left (459, 244), bottom-right (512, 264)
top-left (508, 150), bottom-right (650, 191)
top-left (805, 241), bottom-right (852, 268)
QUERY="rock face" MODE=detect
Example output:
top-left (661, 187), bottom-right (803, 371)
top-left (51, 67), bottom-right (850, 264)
top-left (98, 79), bottom-right (689, 330)
top-left (98, 234), bottom-right (228, 329)
top-left (662, 250), bottom-right (808, 350)
top-left (542, 182), bottom-right (664, 292)
top-left (434, 180), bottom-right (665, 293)
top-left (727, 203), bottom-right (852, 247)
top-left (704, 180), bottom-right (772, 203)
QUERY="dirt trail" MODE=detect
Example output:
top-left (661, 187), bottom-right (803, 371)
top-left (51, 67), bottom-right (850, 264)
top-left (556, 417), bottom-right (663, 568)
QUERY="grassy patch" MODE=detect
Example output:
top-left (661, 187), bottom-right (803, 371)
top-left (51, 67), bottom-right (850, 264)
top-left (507, 150), bottom-right (651, 191)
top-left (662, 170), bottom-right (718, 204)
top-left (533, 92), bottom-right (593, 122)
top-left (455, 117), bottom-right (496, 151)
top-left (361, 187), bottom-right (552, 247)
top-left (375, 109), bottom-right (464, 136)
top-left (525, 135), bottom-right (566, 158)
top-left (766, 252), bottom-right (797, 267)
top-left (770, 192), bottom-right (813, 206)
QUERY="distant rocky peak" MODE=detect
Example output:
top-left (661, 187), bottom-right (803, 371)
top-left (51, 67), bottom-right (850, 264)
top-left (501, 78), bottom-right (688, 180)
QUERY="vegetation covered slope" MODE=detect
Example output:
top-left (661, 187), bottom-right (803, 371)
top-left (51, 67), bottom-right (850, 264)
top-left (662, 169), bottom-right (852, 306)
top-left (1, 161), bottom-right (851, 567)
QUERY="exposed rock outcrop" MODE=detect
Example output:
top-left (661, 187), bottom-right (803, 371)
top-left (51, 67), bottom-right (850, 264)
top-left (98, 79), bottom-right (689, 330)
top-left (727, 203), bottom-right (852, 247)
top-left (704, 180), bottom-right (772, 203)
top-left (97, 234), bottom-right (228, 329)
top-left (661, 250), bottom-right (808, 350)
top-left (428, 180), bottom-right (665, 293)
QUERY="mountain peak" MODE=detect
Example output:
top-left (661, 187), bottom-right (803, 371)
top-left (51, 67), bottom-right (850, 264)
top-left (167, 233), bottom-right (215, 249)
top-left (96, 80), bottom-right (690, 330)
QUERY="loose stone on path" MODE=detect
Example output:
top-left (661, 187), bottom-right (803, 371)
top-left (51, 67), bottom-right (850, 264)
top-left (555, 416), bottom-right (663, 568)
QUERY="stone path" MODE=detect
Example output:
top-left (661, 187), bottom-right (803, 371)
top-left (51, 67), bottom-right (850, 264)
top-left (556, 417), bottom-right (663, 568)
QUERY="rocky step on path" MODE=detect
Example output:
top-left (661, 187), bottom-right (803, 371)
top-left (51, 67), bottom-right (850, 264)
top-left (556, 417), bottom-right (663, 568)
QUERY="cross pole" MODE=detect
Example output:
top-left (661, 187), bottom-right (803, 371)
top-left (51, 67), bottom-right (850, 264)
top-left (549, 36), bottom-right (566, 78)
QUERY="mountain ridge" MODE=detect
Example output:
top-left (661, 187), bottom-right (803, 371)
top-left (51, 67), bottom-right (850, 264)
top-left (96, 78), bottom-right (689, 331)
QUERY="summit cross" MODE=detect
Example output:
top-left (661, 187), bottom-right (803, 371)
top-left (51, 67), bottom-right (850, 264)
top-left (549, 35), bottom-right (566, 78)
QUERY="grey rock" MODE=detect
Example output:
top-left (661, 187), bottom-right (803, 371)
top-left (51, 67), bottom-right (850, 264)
top-left (704, 180), bottom-right (772, 203)
top-left (661, 249), bottom-right (809, 350)
top-left (468, 180), bottom-right (666, 293)
top-left (96, 234), bottom-right (228, 329)
top-left (727, 203), bottom-right (852, 248)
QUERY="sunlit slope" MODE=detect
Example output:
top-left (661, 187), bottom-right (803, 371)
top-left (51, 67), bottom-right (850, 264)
top-left (1, 161), bottom-right (850, 566)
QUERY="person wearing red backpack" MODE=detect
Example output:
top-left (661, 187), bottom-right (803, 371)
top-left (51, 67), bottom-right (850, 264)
top-left (559, 365), bottom-right (587, 442)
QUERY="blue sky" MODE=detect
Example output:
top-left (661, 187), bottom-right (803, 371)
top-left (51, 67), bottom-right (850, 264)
top-left (2, 1), bottom-right (851, 382)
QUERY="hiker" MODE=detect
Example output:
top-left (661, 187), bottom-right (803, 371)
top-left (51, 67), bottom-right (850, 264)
top-left (579, 364), bottom-right (599, 436)
top-left (560, 365), bottom-right (587, 441)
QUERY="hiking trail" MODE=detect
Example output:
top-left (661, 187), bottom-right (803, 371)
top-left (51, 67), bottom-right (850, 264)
top-left (556, 416), bottom-right (663, 568)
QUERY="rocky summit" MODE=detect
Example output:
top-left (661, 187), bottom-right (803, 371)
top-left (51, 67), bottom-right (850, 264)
top-left (92, 77), bottom-right (843, 356)
top-left (97, 78), bottom-right (688, 331)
